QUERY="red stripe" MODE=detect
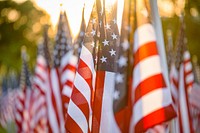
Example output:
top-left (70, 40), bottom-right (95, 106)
top-left (172, 77), bottom-right (179, 89)
top-left (134, 41), bottom-right (158, 66)
top-left (37, 62), bottom-right (46, 72)
top-left (66, 115), bottom-right (86, 133)
top-left (71, 87), bottom-right (90, 122)
top-left (135, 104), bottom-right (176, 133)
top-left (134, 74), bottom-right (166, 103)
top-left (62, 95), bottom-right (70, 106)
top-left (34, 84), bottom-right (45, 95)
top-left (48, 69), bottom-right (61, 131)
top-left (77, 59), bottom-right (93, 92)
top-left (64, 80), bottom-right (73, 88)
top-left (62, 64), bottom-right (76, 73)
top-left (35, 73), bottom-right (45, 83)
top-left (92, 71), bottom-right (105, 133)
top-left (77, 59), bottom-right (94, 107)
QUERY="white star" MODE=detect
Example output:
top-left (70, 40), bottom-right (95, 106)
top-left (105, 23), bottom-right (111, 30)
top-left (113, 18), bottom-right (117, 24)
top-left (102, 39), bottom-right (109, 46)
top-left (113, 90), bottom-right (120, 100)
top-left (115, 73), bottom-right (124, 84)
top-left (100, 56), bottom-right (107, 63)
top-left (91, 41), bottom-right (95, 47)
top-left (111, 33), bottom-right (118, 40)
top-left (91, 18), bottom-right (96, 24)
top-left (118, 56), bottom-right (127, 67)
top-left (121, 40), bottom-right (129, 51)
top-left (91, 29), bottom-right (96, 36)
top-left (109, 49), bottom-right (116, 56)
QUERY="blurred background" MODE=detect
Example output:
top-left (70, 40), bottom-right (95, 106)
top-left (0, 0), bottom-right (200, 132)
top-left (0, 0), bottom-right (199, 87)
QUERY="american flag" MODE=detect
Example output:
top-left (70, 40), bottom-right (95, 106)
top-left (0, 87), bottom-right (16, 128)
top-left (169, 16), bottom-right (194, 132)
top-left (65, 2), bottom-right (97, 132)
top-left (31, 34), bottom-right (49, 133)
top-left (48, 10), bottom-right (73, 133)
top-left (61, 7), bottom-right (85, 116)
top-left (130, 0), bottom-right (176, 132)
top-left (14, 47), bottom-right (33, 133)
top-left (66, 0), bottom-right (131, 132)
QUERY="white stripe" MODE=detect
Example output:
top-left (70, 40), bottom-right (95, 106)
top-left (133, 55), bottom-right (162, 89)
top-left (34, 77), bottom-right (46, 92)
top-left (16, 99), bottom-right (23, 111)
top-left (74, 72), bottom-right (91, 109)
top-left (68, 55), bottom-right (78, 66)
top-left (100, 72), bottom-right (120, 133)
top-left (186, 73), bottom-right (194, 84)
top-left (170, 64), bottom-right (178, 81)
top-left (51, 69), bottom-right (65, 133)
top-left (61, 50), bottom-right (73, 68)
top-left (185, 62), bottom-right (192, 72)
top-left (134, 24), bottom-right (156, 52)
top-left (179, 65), bottom-right (190, 133)
top-left (62, 85), bottom-right (72, 98)
top-left (80, 45), bottom-right (95, 74)
top-left (37, 55), bottom-right (46, 67)
top-left (68, 100), bottom-right (88, 133)
top-left (171, 83), bottom-right (178, 100)
top-left (184, 51), bottom-right (190, 61)
top-left (15, 112), bottom-right (22, 122)
top-left (61, 69), bottom-right (76, 84)
top-left (133, 88), bottom-right (172, 125)
top-left (46, 76), bottom-right (59, 133)
top-left (32, 96), bottom-right (45, 115)
top-left (35, 66), bottom-right (46, 80)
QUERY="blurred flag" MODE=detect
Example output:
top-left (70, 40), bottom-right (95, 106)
top-left (178, 50), bottom-right (194, 133)
top-left (0, 86), bottom-right (16, 128)
top-left (14, 47), bottom-right (32, 133)
top-left (31, 29), bottom-right (50, 132)
top-left (130, 0), bottom-right (176, 132)
top-left (49, 9), bottom-right (73, 133)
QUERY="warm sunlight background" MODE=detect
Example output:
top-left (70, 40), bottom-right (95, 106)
top-left (34, 0), bottom-right (124, 38)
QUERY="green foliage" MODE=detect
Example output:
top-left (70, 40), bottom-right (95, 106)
top-left (0, 0), bottom-right (49, 73)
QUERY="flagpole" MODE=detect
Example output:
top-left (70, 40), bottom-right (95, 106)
top-left (149, 0), bottom-right (176, 132)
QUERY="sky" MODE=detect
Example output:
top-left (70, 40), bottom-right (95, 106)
top-left (32, 0), bottom-right (124, 38)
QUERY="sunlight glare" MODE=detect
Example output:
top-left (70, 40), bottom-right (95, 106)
top-left (35, 0), bottom-right (124, 38)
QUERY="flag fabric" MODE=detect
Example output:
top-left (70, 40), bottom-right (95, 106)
top-left (14, 48), bottom-right (33, 133)
top-left (66, 0), bottom-right (131, 132)
top-left (0, 90), bottom-right (16, 128)
top-left (61, 7), bottom-right (85, 115)
top-left (65, 2), bottom-right (97, 132)
top-left (31, 44), bottom-right (48, 133)
top-left (178, 52), bottom-right (194, 133)
top-left (130, 1), bottom-right (176, 132)
top-left (48, 10), bottom-right (73, 133)
top-left (170, 64), bottom-right (179, 108)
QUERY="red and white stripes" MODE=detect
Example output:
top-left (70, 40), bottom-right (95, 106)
top-left (14, 88), bottom-right (32, 133)
top-left (32, 55), bottom-right (48, 132)
top-left (48, 68), bottom-right (65, 133)
top-left (170, 63), bottom-right (179, 108)
top-left (177, 50), bottom-right (194, 133)
top-left (178, 63), bottom-right (193, 133)
top-left (183, 51), bottom-right (194, 91)
top-left (131, 23), bottom-right (176, 132)
top-left (66, 45), bottom-right (95, 133)
top-left (60, 50), bottom-right (78, 113)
